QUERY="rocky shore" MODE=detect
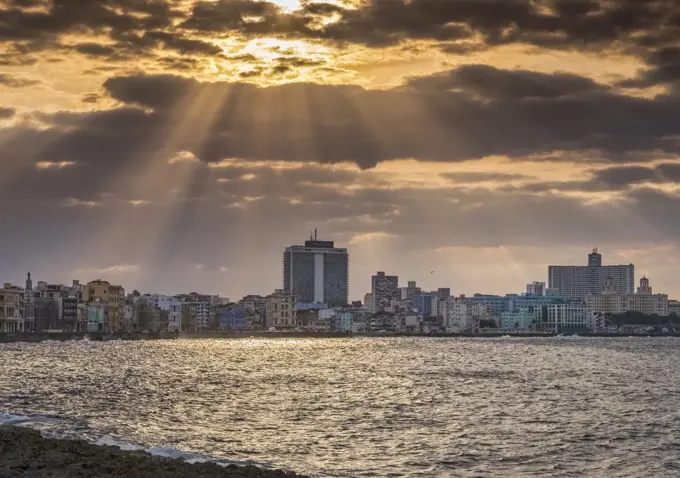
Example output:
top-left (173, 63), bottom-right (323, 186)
top-left (0, 426), bottom-right (307, 477)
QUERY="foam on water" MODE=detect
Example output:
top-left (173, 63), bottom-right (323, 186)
top-left (3, 413), bottom-right (264, 471)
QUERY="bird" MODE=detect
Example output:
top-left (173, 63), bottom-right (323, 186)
top-left (430, 270), bottom-right (435, 274)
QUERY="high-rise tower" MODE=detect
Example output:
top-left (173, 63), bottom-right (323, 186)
top-left (283, 232), bottom-right (349, 307)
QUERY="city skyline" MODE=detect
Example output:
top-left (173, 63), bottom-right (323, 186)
top-left (2, 245), bottom-right (673, 303)
top-left (3, 1), bottom-right (680, 300)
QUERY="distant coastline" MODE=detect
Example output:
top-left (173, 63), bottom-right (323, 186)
top-left (0, 426), bottom-right (305, 478)
top-left (1, 330), bottom-right (679, 343)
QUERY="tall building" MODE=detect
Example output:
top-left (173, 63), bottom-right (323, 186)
top-left (588, 248), bottom-right (602, 267)
top-left (283, 233), bottom-right (349, 307)
top-left (548, 249), bottom-right (634, 300)
top-left (23, 273), bottom-right (35, 331)
top-left (371, 271), bottom-right (399, 312)
top-left (363, 293), bottom-right (373, 310)
top-left (400, 281), bottom-right (421, 301)
top-left (526, 281), bottom-right (545, 296)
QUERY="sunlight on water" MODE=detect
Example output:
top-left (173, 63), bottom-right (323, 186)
top-left (1, 337), bottom-right (680, 476)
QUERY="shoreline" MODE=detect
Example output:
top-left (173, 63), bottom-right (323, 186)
top-left (1, 331), bottom-right (680, 343)
top-left (0, 425), bottom-right (306, 477)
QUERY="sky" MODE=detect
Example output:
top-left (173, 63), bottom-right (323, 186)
top-left (2, 0), bottom-right (680, 300)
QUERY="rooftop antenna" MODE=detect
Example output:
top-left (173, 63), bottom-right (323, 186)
top-left (314, 228), bottom-right (318, 241)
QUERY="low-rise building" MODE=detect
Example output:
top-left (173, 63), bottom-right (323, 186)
top-left (217, 306), bottom-right (246, 330)
top-left (500, 306), bottom-right (539, 330)
top-left (0, 286), bottom-right (25, 332)
top-left (586, 277), bottom-right (668, 317)
top-left (538, 303), bottom-right (595, 334)
top-left (266, 290), bottom-right (297, 330)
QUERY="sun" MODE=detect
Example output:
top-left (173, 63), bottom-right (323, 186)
top-left (270, 0), bottom-right (302, 11)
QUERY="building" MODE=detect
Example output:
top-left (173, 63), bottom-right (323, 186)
top-left (586, 276), bottom-right (668, 317)
top-left (442, 298), bottom-right (476, 333)
top-left (363, 293), bottom-right (373, 310)
top-left (437, 288), bottom-right (451, 299)
top-left (86, 300), bottom-right (107, 333)
top-left (627, 276), bottom-right (668, 316)
top-left (22, 273), bottom-right (35, 331)
top-left (539, 303), bottom-right (596, 334)
top-left (467, 294), bottom-right (510, 317)
top-left (83, 280), bottom-right (125, 332)
top-left (217, 306), bottom-right (246, 330)
top-left (188, 301), bottom-right (210, 330)
top-left (400, 281), bottom-right (421, 301)
top-left (669, 300), bottom-right (680, 317)
top-left (526, 282), bottom-right (546, 296)
top-left (283, 233), bottom-right (349, 307)
top-left (548, 249), bottom-right (634, 300)
top-left (500, 306), bottom-right (539, 330)
top-left (413, 293), bottom-right (438, 317)
top-left (266, 290), bottom-right (297, 330)
top-left (0, 285), bottom-right (25, 332)
top-left (371, 272), bottom-right (399, 312)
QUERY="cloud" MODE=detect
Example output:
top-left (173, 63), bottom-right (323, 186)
top-left (406, 64), bottom-right (610, 99)
top-left (349, 232), bottom-right (398, 245)
top-left (441, 171), bottom-right (534, 183)
top-left (0, 73), bottom-right (40, 88)
top-left (36, 161), bottom-right (76, 170)
top-left (62, 198), bottom-right (100, 208)
top-left (0, 107), bottom-right (15, 119)
top-left (74, 264), bottom-right (141, 277)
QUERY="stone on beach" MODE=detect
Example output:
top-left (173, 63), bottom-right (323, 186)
top-left (0, 426), bottom-right (306, 478)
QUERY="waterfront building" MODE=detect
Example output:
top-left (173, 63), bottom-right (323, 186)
top-left (83, 280), bottom-right (125, 332)
top-left (526, 282), bottom-right (546, 296)
top-left (586, 277), bottom-right (668, 317)
top-left (145, 295), bottom-right (183, 331)
top-left (371, 271), bottom-right (399, 312)
top-left (539, 303), bottom-right (596, 334)
top-left (548, 249), bottom-right (634, 300)
top-left (217, 306), bottom-right (246, 330)
top-left (22, 273), bottom-right (35, 331)
top-left (331, 310), bottom-right (353, 332)
top-left (283, 233), bottom-right (349, 307)
top-left (508, 293), bottom-right (566, 311)
top-left (441, 297), bottom-right (482, 333)
top-left (500, 306), bottom-right (539, 330)
top-left (0, 285), bottom-right (25, 332)
top-left (669, 300), bottom-right (680, 317)
top-left (188, 301), bottom-right (210, 330)
top-left (86, 300), bottom-right (107, 333)
top-left (468, 294), bottom-right (510, 316)
top-left (266, 290), bottom-right (297, 330)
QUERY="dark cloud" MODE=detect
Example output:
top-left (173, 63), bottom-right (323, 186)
top-left (74, 42), bottom-right (117, 57)
top-left (99, 72), bottom-right (680, 168)
top-left (441, 171), bottom-right (534, 182)
top-left (0, 107), bottom-right (16, 118)
top-left (177, 0), bottom-right (680, 53)
top-left (407, 64), bottom-right (609, 99)
top-left (0, 73), bottom-right (40, 87)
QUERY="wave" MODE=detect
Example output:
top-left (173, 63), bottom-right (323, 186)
top-left (1, 412), bottom-right (267, 470)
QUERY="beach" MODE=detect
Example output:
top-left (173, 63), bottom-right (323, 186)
top-left (0, 426), bottom-right (306, 477)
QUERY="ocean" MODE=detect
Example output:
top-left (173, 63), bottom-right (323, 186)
top-left (1, 337), bottom-right (679, 477)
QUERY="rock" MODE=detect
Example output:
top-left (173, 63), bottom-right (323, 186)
top-left (0, 426), bottom-right (306, 478)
